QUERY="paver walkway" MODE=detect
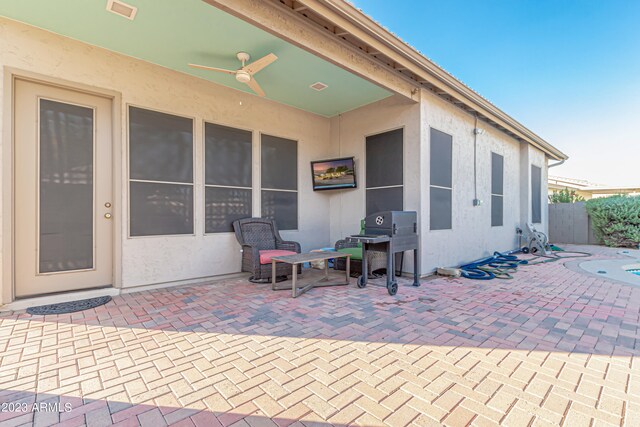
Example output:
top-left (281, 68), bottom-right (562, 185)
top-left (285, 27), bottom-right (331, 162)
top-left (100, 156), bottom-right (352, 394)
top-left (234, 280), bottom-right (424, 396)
top-left (1, 245), bottom-right (639, 426)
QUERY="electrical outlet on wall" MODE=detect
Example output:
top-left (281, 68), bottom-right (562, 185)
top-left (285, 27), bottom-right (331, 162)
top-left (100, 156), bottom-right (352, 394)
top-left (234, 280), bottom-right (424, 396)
top-left (473, 199), bottom-right (482, 206)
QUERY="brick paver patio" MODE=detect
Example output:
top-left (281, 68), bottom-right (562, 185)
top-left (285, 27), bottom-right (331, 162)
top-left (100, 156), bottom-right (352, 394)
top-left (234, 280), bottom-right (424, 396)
top-left (1, 245), bottom-right (639, 426)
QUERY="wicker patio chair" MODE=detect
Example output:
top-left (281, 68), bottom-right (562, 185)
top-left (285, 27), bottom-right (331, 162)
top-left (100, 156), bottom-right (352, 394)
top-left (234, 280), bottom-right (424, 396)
top-left (232, 218), bottom-right (301, 282)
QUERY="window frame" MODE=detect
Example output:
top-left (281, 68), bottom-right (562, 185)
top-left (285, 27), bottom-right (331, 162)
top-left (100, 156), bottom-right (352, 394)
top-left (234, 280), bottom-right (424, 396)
top-left (429, 127), bottom-right (453, 231)
top-left (202, 120), bottom-right (253, 235)
top-left (260, 132), bottom-right (299, 231)
top-left (126, 104), bottom-right (196, 238)
top-left (364, 126), bottom-right (405, 216)
top-left (491, 152), bottom-right (504, 227)
top-left (531, 164), bottom-right (542, 224)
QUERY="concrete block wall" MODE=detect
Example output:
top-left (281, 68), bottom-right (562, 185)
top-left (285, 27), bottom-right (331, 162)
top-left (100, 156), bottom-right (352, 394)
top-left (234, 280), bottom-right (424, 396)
top-left (549, 202), bottom-right (601, 245)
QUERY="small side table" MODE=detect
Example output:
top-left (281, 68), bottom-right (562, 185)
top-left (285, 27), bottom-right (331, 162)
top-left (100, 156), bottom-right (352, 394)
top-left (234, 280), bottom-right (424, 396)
top-left (271, 251), bottom-right (351, 298)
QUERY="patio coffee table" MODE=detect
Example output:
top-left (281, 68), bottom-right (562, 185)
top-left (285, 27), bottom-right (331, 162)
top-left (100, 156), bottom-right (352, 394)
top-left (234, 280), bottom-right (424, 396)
top-left (271, 251), bottom-right (351, 298)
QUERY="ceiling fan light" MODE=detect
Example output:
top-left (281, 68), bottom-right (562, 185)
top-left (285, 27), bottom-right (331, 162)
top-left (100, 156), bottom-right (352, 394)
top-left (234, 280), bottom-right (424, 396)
top-left (235, 71), bottom-right (251, 84)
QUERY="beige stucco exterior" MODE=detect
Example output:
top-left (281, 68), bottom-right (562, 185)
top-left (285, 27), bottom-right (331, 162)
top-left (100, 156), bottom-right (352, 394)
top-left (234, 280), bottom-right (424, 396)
top-left (421, 90), bottom-right (547, 271)
top-left (0, 14), bottom-right (552, 304)
top-left (1, 18), bottom-right (335, 301)
top-left (326, 88), bottom-right (549, 274)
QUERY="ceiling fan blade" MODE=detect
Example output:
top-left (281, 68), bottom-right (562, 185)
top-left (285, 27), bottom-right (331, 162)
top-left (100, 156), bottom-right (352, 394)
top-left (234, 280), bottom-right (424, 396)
top-left (243, 53), bottom-right (278, 75)
top-left (188, 63), bottom-right (236, 75)
top-left (246, 77), bottom-right (266, 97)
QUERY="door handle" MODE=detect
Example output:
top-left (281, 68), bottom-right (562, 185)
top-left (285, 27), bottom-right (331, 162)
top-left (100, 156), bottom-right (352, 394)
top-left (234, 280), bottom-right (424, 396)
top-left (104, 213), bottom-right (112, 219)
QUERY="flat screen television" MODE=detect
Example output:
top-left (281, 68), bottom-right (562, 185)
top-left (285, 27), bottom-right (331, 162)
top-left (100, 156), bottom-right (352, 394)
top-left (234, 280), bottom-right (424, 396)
top-left (311, 157), bottom-right (357, 191)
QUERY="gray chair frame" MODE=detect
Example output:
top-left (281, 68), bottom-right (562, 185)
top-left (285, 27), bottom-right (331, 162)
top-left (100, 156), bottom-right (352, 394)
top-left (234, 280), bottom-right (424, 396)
top-left (232, 218), bottom-right (301, 281)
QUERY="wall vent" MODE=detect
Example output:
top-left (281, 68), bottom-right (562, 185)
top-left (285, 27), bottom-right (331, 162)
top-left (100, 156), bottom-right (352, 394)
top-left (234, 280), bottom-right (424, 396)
top-left (106, 0), bottom-right (137, 20)
top-left (310, 82), bottom-right (328, 91)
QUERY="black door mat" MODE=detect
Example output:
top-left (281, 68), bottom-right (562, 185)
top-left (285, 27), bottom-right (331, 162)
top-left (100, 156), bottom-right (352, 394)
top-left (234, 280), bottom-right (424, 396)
top-left (26, 296), bottom-right (112, 315)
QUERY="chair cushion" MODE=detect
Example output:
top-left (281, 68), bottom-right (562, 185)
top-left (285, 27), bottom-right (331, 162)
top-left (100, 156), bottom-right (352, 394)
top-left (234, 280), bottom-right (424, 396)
top-left (337, 247), bottom-right (363, 260)
top-left (259, 250), bottom-right (297, 264)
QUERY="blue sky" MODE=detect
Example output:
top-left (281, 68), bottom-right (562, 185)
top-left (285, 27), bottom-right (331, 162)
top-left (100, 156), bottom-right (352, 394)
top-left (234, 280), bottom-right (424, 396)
top-left (352, 0), bottom-right (640, 186)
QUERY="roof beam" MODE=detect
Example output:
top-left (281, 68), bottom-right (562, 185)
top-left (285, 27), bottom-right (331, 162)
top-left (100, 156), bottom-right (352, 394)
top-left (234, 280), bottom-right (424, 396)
top-left (297, 0), bottom-right (567, 160)
top-left (204, 0), bottom-right (566, 159)
top-left (202, 0), bottom-right (416, 99)
top-left (292, 2), bottom-right (308, 12)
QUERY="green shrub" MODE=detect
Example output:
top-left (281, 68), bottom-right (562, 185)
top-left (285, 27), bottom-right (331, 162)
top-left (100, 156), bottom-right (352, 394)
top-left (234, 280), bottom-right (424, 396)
top-left (549, 188), bottom-right (585, 203)
top-left (585, 195), bottom-right (640, 248)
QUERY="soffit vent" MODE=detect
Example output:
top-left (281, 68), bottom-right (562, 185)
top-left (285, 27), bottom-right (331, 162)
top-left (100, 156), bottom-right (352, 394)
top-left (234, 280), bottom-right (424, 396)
top-left (310, 82), bottom-right (328, 91)
top-left (106, 0), bottom-right (137, 20)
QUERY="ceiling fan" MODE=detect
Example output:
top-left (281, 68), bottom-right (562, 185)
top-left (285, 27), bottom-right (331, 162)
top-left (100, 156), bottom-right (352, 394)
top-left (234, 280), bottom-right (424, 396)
top-left (188, 52), bottom-right (277, 97)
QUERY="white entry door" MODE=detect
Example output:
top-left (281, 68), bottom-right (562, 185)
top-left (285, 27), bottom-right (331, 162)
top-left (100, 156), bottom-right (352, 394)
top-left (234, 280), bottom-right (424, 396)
top-left (14, 79), bottom-right (113, 298)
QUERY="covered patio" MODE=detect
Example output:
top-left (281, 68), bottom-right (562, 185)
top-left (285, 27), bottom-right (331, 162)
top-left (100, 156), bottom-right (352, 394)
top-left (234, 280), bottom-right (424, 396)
top-left (1, 245), bottom-right (638, 426)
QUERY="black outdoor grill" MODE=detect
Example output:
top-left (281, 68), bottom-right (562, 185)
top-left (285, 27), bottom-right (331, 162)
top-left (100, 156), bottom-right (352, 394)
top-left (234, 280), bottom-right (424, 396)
top-left (346, 211), bottom-right (420, 295)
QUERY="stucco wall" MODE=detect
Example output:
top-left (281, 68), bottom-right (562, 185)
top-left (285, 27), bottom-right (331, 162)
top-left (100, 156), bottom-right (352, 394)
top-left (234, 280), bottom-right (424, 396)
top-left (530, 146), bottom-right (549, 234)
top-left (0, 18), bottom-right (552, 300)
top-left (421, 89), bottom-right (548, 272)
top-left (518, 144), bottom-right (549, 233)
top-left (0, 18), bottom-right (332, 293)
top-left (327, 95), bottom-right (422, 242)
top-left (326, 88), bottom-right (551, 275)
top-left (327, 95), bottom-right (422, 272)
